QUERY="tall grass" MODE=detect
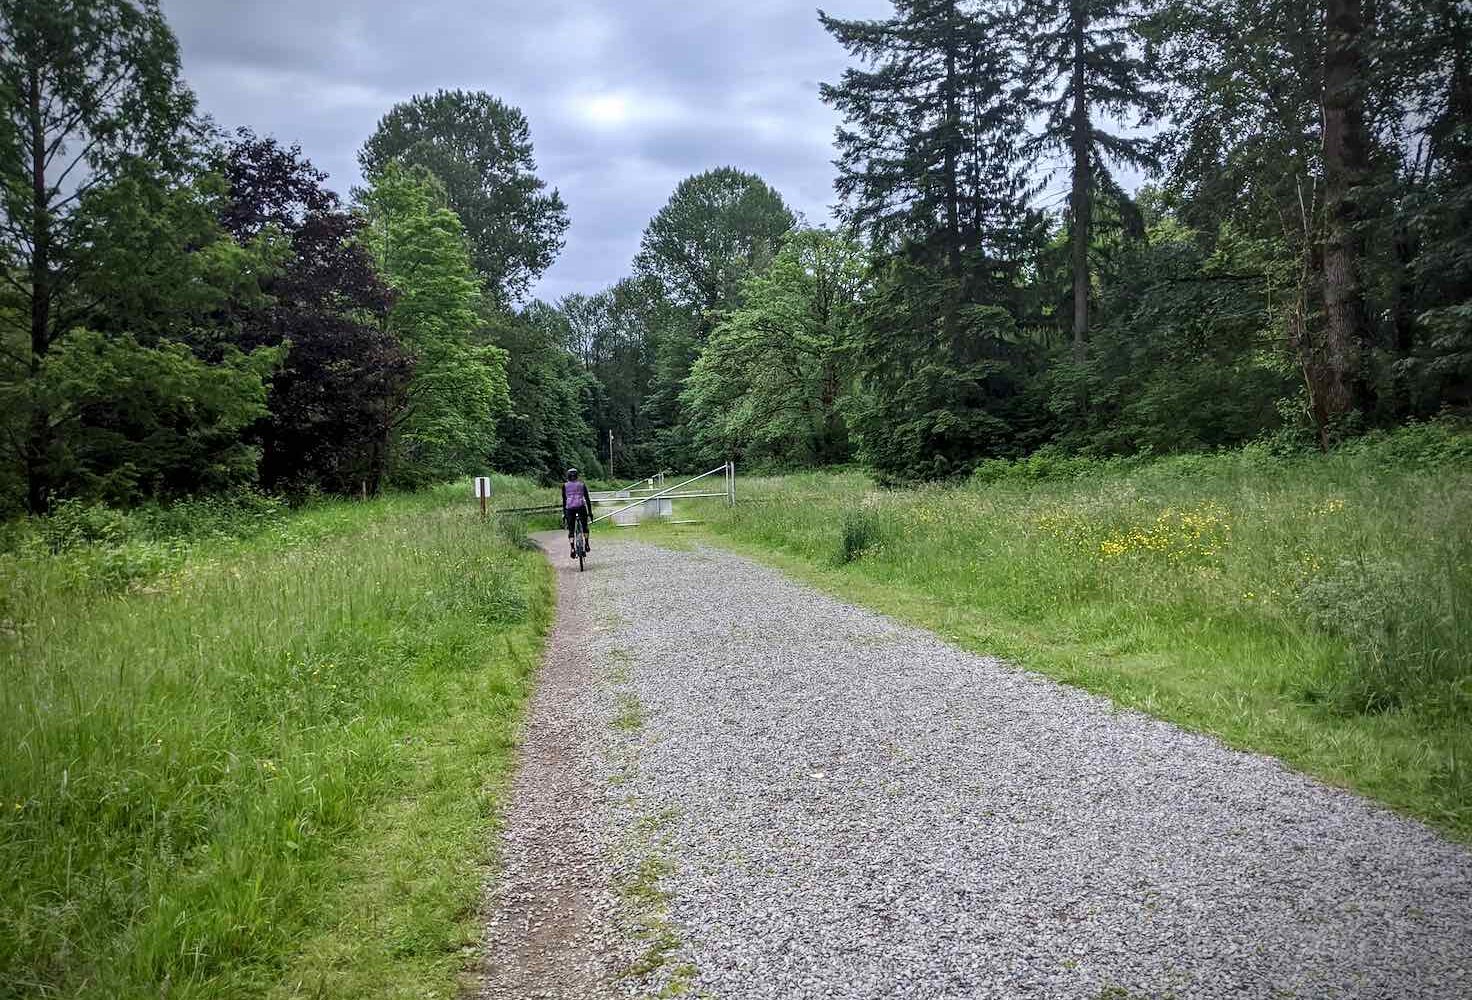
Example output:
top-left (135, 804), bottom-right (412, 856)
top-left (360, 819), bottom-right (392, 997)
top-left (698, 425), bottom-right (1472, 838)
top-left (1, 483), bottom-right (552, 998)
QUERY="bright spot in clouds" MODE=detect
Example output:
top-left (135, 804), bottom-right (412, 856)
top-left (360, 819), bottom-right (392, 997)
top-left (579, 93), bottom-right (630, 126)
top-left (566, 89), bottom-right (688, 130)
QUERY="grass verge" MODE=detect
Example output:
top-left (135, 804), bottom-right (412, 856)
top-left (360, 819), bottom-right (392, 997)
top-left (1, 485), bottom-right (552, 999)
top-left (652, 426), bottom-right (1472, 840)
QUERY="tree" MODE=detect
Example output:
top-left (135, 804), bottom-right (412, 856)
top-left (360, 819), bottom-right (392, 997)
top-left (585, 277), bottom-right (665, 474)
top-left (488, 301), bottom-right (599, 483)
top-left (632, 168), bottom-right (794, 468)
top-left (820, 1), bottom-right (1044, 477)
top-left (634, 167), bottom-right (795, 317)
top-left (1024, 0), bottom-right (1161, 361)
top-left (560, 290), bottom-right (613, 369)
top-left (820, 0), bottom-right (1034, 279)
top-left (359, 89), bottom-right (568, 304)
top-left (1147, 0), bottom-right (1472, 436)
top-left (35, 329), bottom-right (278, 504)
top-left (1150, 0), bottom-right (1338, 439)
top-left (217, 130), bottom-right (413, 495)
top-left (1062, 202), bottom-right (1298, 453)
top-left (848, 247), bottom-right (1043, 481)
top-left (0, 0), bottom-right (197, 511)
top-left (0, 138), bottom-right (285, 510)
top-left (683, 229), bottom-right (866, 466)
top-left (1319, 0), bottom-right (1374, 417)
top-left (357, 162), bottom-right (510, 486)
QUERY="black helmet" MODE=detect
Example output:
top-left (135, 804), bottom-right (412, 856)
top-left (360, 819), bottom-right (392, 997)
top-left (566, 467), bottom-right (579, 479)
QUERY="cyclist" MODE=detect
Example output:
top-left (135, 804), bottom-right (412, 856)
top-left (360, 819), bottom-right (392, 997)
top-left (561, 467), bottom-right (592, 559)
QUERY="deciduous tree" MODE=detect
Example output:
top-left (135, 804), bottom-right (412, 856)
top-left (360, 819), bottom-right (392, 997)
top-left (218, 130), bottom-right (413, 495)
top-left (357, 162), bottom-right (510, 486)
top-left (359, 90), bottom-right (568, 305)
top-left (683, 229), bottom-right (865, 465)
top-left (634, 167), bottom-right (794, 317)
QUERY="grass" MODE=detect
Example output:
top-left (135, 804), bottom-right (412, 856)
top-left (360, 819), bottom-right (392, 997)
top-left (657, 425), bottom-right (1472, 840)
top-left (0, 479), bottom-right (553, 999)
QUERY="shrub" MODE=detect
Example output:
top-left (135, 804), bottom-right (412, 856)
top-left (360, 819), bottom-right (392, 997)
top-left (37, 498), bottom-right (130, 552)
top-left (135, 489), bottom-right (289, 541)
top-left (837, 507), bottom-right (887, 564)
top-left (1335, 419), bottom-right (1472, 471)
top-left (1297, 547), bottom-right (1472, 718)
top-left (970, 449), bottom-right (1138, 485)
top-left (492, 513), bottom-right (542, 552)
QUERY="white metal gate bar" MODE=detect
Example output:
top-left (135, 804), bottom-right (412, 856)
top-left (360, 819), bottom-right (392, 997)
top-left (590, 472), bottom-right (667, 503)
top-left (589, 462), bottom-right (734, 525)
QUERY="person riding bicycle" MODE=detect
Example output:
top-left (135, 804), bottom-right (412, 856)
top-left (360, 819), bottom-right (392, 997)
top-left (562, 467), bottom-right (592, 559)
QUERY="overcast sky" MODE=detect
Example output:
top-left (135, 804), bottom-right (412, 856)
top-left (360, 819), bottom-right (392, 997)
top-left (159, 0), bottom-right (897, 303)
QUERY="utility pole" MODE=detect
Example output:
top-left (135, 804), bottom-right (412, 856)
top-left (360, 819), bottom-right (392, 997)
top-left (608, 429), bottom-right (615, 480)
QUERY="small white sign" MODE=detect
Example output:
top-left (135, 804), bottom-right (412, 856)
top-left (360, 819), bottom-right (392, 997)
top-left (473, 476), bottom-right (493, 499)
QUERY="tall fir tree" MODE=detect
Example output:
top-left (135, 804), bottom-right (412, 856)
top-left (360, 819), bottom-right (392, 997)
top-left (821, 0), bottom-right (1043, 479)
top-left (1023, 0), bottom-right (1161, 361)
top-left (820, 0), bottom-right (1034, 281)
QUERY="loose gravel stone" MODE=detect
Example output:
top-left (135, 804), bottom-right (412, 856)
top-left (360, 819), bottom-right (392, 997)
top-left (485, 536), bottom-right (1472, 999)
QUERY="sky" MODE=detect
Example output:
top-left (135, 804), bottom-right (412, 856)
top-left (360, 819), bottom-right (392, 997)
top-left (159, 0), bottom-right (895, 303)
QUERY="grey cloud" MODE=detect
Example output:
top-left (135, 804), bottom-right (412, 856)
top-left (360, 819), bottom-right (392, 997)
top-left (161, 0), bottom-right (893, 299)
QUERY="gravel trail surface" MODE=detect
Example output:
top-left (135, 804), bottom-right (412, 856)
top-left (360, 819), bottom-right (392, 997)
top-left (481, 535), bottom-right (1472, 999)
top-left (476, 535), bottom-right (635, 998)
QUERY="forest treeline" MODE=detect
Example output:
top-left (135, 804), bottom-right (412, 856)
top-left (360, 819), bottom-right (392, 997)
top-left (3, 0), bottom-right (1469, 513)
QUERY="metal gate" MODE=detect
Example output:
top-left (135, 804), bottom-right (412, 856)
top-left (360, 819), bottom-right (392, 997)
top-left (589, 462), bottom-right (735, 526)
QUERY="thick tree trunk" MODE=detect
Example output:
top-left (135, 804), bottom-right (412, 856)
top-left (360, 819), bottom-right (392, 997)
top-left (25, 67), bottom-right (52, 514)
top-left (1320, 0), bottom-right (1372, 420)
top-left (1069, 10), bottom-right (1091, 365)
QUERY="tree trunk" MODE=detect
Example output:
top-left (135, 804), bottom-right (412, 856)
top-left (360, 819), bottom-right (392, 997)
top-left (25, 67), bottom-right (52, 514)
top-left (1431, 1), bottom-right (1471, 173)
top-left (942, 2), bottom-right (962, 279)
top-left (1320, 0), bottom-right (1372, 420)
top-left (1069, 7), bottom-right (1091, 365)
top-left (1389, 217), bottom-right (1418, 415)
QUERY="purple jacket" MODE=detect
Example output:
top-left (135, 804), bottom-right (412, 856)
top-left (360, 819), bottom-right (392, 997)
top-left (562, 480), bottom-right (589, 510)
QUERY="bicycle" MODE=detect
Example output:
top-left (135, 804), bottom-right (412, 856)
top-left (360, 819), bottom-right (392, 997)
top-left (570, 511), bottom-right (588, 572)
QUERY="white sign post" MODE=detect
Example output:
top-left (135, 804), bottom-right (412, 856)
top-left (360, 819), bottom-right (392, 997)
top-left (473, 476), bottom-right (492, 517)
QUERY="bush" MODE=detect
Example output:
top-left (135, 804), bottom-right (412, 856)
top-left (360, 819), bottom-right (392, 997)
top-left (37, 498), bottom-right (129, 552)
top-left (837, 507), bottom-right (888, 564)
top-left (1294, 538), bottom-right (1472, 719)
top-left (492, 513), bottom-right (542, 552)
top-left (1335, 418), bottom-right (1472, 470)
top-left (134, 489), bottom-right (289, 542)
top-left (0, 491), bottom-right (292, 598)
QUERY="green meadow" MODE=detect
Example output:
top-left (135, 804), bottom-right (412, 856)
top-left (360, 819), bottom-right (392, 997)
top-left (1, 482), bottom-right (551, 999)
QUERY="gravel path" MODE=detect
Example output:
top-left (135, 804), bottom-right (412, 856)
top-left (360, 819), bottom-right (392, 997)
top-left (480, 535), bottom-right (1472, 999)
top-left (476, 535), bottom-right (637, 998)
